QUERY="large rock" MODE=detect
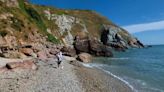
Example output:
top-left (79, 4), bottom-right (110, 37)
top-left (74, 36), bottom-right (90, 53)
top-left (77, 53), bottom-right (92, 63)
top-left (37, 51), bottom-right (47, 61)
top-left (19, 48), bottom-right (34, 56)
top-left (2, 51), bottom-right (27, 59)
top-left (6, 60), bottom-right (37, 70)
top-left (61, 46), bottom-right (76, 57)
top-left (74, 36), bottom-right (113, 57)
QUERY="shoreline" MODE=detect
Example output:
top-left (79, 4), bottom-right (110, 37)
top-left (73, 61), bottom-right (134, 92)
top-left (0, 56), bottom-right (134, 92)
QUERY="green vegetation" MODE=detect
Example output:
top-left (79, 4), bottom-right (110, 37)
top-left (0, 0), bottom-right (131, 45)
top-left (55, 11), bottom-right (68, 15)
top-left (17, 0), bottom-right (59, 43)
top-left (47, 34), bottom-right (60, 43)
top-left (10, 17), bottom-right (24, 32)
top-left (18, 0), bottom-right (26, 13)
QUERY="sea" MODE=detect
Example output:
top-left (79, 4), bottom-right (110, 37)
top-left (86, 45), bottom-right (164, 92)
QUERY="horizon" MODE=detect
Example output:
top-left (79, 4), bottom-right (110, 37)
top-left (30, 0), bottom-right (164, 45)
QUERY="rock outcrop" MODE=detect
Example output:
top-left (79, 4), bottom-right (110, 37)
top-left (44, 10), bottom-right (88, 46)
top-left (74, 35), bottom-right (113, 57)
top-left (100, 25), bottom-right (144, 50)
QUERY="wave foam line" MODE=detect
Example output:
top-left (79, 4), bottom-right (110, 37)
top-left (82, 63), bottom-right (138, 92)
top-left (97, 67), bottom-right (138, 92)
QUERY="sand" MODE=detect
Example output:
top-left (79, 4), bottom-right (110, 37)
top-left (0, 56), bottom-right (133, 92)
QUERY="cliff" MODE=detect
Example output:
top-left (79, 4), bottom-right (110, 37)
top-left (0, 0), bottom-right (144, 59)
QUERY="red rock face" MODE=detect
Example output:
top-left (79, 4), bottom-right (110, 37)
top-left (5, 60), bottom-right (37, 70)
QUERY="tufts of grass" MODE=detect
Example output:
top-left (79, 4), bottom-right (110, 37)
top-left (47, 34), bottom-right (60, 43)
top-left (17, 0), bottom-right (59, 44)
top-left (10, 17), bottom-right (24, 32)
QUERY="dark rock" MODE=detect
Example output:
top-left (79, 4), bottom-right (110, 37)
top-left (137, 40), bottom-right (144, 48)
top-left (74, 36), bottom-right (113, 57)
top-left (101, 45), bottom-right (113, 57)
top-left (100, 24), bottom-right (144, 50)
top-left (74, 37), bottom-right (90, 53)
top-left (89, 38), bottom-right (113, 57)
top-left (61, 46), bottom-right (76, 57)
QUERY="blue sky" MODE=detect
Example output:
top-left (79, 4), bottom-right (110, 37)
top-left (30, 0), bottom-right (164, 45)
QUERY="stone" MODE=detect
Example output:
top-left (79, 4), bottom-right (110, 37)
top-left (6, 60), bottom-right (37, 70)
top-left (31, 53), bottom-right (37, 58)
top-left (19, 48), bottom-right (34, 56)
top-left (6, 62), bottom-right (22, 69)
top-left (77, 53), bottom-right (92, 63)
top-left (61, 46), bottom-right (76, 57)
top-left (37, 51), bottom-right (47, 61)
top-left (2, 51), bottom-right (27, 59)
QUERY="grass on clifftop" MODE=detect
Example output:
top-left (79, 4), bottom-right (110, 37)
top-left (18, 0), bottom-right (60, 44)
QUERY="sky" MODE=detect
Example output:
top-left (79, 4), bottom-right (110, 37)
top-left (30, 0), bottom-right (164, 45)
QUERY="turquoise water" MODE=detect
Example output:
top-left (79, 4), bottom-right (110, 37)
top-left (92, 45), bottom-right (164, 92)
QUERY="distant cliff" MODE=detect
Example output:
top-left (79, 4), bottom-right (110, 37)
top-left (0, 0), bottom-right (144, 58)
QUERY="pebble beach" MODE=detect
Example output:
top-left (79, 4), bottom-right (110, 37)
top-left (0, 56), bottom-right (133, 92)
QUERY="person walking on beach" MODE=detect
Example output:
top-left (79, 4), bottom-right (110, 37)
top-left (56, 51), bottom-right (63, 68)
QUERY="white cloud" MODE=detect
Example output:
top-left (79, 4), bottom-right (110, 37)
top-left (122, 20), bottom-right (164, 33)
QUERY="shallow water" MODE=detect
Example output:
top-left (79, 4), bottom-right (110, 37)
top-left (92, 45), bottom-right (164, 92)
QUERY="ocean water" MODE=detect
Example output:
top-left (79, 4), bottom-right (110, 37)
top-left (91, 45), bottom-right (164, 92)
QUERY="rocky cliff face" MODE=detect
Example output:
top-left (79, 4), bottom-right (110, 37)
top-left (0, 0), bottom-right (144, 59)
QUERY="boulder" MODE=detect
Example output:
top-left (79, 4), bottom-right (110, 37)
top-left (2, 51), bottom-right (27, 59)
top-left (89, 38), bottom-right (113, 57)
top-left (61, 46), bottom-right (76, 57)
top-left (74, 38), bottom-right (89, 53)
top-left (89, 38), bottom-right (103, 53)
top-left (37, 51), bottom-right (47, 61)
top-left (101, 45), bottom-right (113, 57)
top-left (6, 60), bottom-right (37, 70)
top-left (74, 36), bottom-right (113, 57)
top-left (19, 48), bottom-right (34, 56)
top-left (77, 53), bottom-right (92, 63)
